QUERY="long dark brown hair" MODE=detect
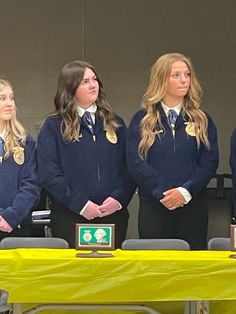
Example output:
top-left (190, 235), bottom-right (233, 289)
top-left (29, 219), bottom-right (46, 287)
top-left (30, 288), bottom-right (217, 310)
top-left (53, 60), bottom-right (119, 141)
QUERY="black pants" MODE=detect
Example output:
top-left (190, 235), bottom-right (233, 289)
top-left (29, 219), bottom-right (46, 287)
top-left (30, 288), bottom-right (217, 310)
top-left (138, 192), bottom-right (208, 250)
top-left (0, 224), bottom-right (31, 241)
top-left (50, 204), bottom-right (129, 249)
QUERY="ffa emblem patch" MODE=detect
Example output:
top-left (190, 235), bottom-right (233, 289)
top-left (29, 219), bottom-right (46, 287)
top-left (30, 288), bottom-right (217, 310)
top-left (105, 130), bottom-right (117, 144)
top-left (185, 122), bottom-right (198, 137)
top-left (13, 147), bottom-right (25, 165)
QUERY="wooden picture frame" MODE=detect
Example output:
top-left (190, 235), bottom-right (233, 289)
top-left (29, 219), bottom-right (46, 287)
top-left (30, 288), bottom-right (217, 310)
top-left (75, 223), bottom-right (115, 251)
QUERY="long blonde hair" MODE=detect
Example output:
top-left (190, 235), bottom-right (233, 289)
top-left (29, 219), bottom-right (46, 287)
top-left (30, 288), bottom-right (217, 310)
top-left (139, 53), bottom-right (209, 159)
top-left (53, 60), bottom-right (120, 141)
top-left (0, 80), bottom-right (26, 158)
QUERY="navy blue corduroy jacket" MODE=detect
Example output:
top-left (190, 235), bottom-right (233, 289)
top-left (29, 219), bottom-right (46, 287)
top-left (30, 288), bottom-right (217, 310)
top-left (0, 135), bottom-right (40, 228)
top-left (127, 104), bottom-right (219, 200)
top-left (37, 115), bottom-right (136, 213)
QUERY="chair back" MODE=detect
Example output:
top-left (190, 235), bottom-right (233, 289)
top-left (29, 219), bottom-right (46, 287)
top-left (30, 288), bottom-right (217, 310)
top-left (122, 238), bottom-right (190, 250)
top-left (208, 237), bottom-right (231, 250)
top-left (0, 237), bottom-right (69, 249)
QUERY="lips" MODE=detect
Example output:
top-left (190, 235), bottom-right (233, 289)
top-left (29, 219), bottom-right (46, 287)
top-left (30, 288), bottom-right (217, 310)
top-left (89, 90), bottom-right (98, 95)
top-left (178, 88), bottom-right (188, 93)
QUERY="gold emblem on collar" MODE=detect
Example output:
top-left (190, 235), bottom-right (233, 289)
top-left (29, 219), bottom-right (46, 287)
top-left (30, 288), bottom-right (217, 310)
top-left (105, 130), bottom-right (117, 144)
top-left (185, 122), bottom-right (198, 136)
top-left (13, 147), bottom-right (25, 165)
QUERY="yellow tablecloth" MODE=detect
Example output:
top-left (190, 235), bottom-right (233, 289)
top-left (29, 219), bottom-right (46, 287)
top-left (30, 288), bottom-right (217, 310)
top-left (0, 249), bottom-right (236, 305)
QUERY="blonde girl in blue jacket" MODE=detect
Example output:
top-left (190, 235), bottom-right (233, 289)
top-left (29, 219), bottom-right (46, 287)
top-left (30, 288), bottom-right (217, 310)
top-left (127, 53), bottom-right (219, 249)
top-left (0, 79), bottom-right (40, 238)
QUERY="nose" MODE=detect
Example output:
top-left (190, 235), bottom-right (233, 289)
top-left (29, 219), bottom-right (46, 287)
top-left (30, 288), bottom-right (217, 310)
top-left (6, 98), bottom-right (14, 106)
top-left (89, 79), bottom-right (96, 88)
top-left (180, 74), bottom-right (187, 82)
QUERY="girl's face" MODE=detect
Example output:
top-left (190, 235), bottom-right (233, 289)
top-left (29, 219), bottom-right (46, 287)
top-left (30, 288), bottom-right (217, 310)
top-left (75, 67), bottom-right (99, 109)
top-left (0, 85), bottom-right (15, 131)
top-left (163, 61), bottom-right (191, 106)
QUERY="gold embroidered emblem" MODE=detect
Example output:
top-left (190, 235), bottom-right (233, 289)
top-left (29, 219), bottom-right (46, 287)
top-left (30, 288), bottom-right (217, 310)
top-left (105, 130), bottom-right (117, 144)
top-left (185, 122), bottom-right (198, 137)
top-left (13, 147), bottom-right (24, 165)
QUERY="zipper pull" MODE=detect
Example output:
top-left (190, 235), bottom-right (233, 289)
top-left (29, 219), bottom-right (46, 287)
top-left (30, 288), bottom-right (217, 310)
top-left (93, 135), bottom-right (96, 142)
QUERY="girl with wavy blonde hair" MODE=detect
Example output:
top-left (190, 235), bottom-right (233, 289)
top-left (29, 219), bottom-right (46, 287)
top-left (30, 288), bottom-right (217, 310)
top-left (139, 53), bottom-right (209, 159)
top-left (0, 79), bottom-right (26, 158)
top-left (0, 79), bottom-right (40, 237)
top-left (127, 52), bottom-right (219, 250)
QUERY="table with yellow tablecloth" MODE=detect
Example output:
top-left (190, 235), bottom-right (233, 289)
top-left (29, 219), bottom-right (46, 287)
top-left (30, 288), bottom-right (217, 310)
top-left (0, 249), bottom-right (236, 313)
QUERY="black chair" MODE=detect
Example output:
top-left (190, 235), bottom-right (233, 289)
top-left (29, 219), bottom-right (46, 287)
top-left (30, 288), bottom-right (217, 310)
top-left (30, 189), bottom-right (52, 237)
top-left (206, 173), bottom-right (232, 201)
top-left (207, 173), bottom-right (233, 240)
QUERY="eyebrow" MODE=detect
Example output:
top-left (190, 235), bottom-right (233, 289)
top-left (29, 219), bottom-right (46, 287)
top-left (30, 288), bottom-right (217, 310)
top-left (171, 70), bottom-right (190, 73)
top-left (0, 93), bottom-right (14, 96)
top-left (82, 75), bottom-right (97, 80)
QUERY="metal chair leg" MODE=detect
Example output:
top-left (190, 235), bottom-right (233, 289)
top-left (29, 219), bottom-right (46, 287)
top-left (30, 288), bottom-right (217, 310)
top-left (0, 289), bottom-right (10, 313)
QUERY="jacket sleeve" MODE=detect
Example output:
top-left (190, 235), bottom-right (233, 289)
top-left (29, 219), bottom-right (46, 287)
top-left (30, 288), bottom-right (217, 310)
top-left (181, 115), bottom-right (219, 195)
top-left (1, 137), bottom-right (41, 228)
top-left (109, 120), bottom-right (137, 207)
top-left (230, 129), bottom-right (236, 213)
top-left (126, 111), bottom-right (170, 199)
top-left (37, 118), bottom-right (89, 213)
